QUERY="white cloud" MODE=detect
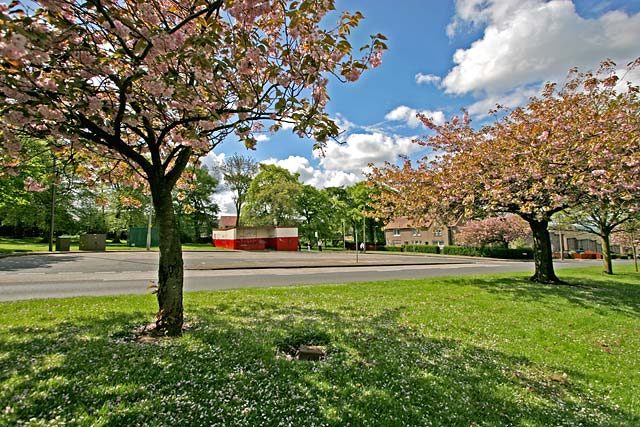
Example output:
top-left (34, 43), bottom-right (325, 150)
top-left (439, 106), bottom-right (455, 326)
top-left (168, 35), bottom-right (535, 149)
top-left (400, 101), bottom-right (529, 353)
top-left (334, 113), bottom-right (356, 133)
top-left (255, 134), bottom-right (270, 142)
top-left (385, 105), bottom-right (446, 128)
top-left (213, 189), bottom-right (237, 216)
top-left (262, 156), bottom-right (361, 189)
top-left (415, 73), bottom-right (442, 86)
top-left (262, 156), bottom-right (315, 181)
top-left (316, 132), bottom-right (421, 175)
top-left (443, 0), bottom-right (640, 95)
top-left (201, 151), bottom-right (225, 173)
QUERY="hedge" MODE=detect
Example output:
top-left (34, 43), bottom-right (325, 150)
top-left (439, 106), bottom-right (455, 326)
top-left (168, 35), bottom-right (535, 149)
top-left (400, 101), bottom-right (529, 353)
top-left (403, 244), bottom-right (440, 254)
top-left (482, 247), bottom-right (533, 259)
top-left (443, 245), bottom-right (533, 259)
top-left (441, 246), bottom-right (481, 257)
top-left (380, 246), bottom-right (403, 252)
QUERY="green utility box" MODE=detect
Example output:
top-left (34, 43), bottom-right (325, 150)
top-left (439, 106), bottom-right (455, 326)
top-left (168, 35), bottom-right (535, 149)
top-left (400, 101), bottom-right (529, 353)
top-left (56, 236), bottom-right (71, 251)
top-left (127, 227), bottom-right (159, 247)
top-left (79, 234), bottom-right (106, 251)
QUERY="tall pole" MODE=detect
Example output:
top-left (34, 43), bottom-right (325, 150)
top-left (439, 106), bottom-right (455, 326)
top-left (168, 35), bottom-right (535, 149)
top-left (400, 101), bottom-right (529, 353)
top-left (146, 205), bottom-right (153, 251)
top-left (362, 215), bottom-right (366, 253)
top-left (559, 231), bottom-right (564, 261)
top-left (342, 220), bottom-right (346, 250)
top-left (355, 225), bottom-right (358, 264)
top-left (48, 156), bottom-right (56, 252)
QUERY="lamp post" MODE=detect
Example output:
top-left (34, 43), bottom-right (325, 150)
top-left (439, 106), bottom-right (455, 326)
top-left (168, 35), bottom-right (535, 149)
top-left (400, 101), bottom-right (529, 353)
top-left (48, 155), bottom-right (57, 252)
top-left (146, 204), bottom-right (153, 251)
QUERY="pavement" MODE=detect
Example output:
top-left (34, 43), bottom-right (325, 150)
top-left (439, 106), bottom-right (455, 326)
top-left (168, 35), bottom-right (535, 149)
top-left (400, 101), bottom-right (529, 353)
top-left (0, 249), bottom-right (481, 272)
top-left (181, 249), bottom-right (478, 270)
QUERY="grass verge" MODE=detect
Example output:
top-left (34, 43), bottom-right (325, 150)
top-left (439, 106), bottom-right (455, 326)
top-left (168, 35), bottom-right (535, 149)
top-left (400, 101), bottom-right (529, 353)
top-left (1, 266), bottom-right (638, 426)
top-left (0, 236), bottom-right (222, 254)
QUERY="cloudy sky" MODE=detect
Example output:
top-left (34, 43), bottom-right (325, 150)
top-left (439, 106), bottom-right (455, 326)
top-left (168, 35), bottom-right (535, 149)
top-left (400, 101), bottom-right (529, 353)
top-left (206, 0), bottom-right (640, 215)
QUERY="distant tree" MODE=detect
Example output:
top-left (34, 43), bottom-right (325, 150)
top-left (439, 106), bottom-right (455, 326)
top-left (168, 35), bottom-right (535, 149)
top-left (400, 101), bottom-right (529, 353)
top-left (322, 186), bottom-right (351, 245)
top-left (456, 215), bottom-right (530, 248)
top-left (296, 185), bottom-right (332, 244)
top-left (242, 164), bottom-right (303, 227)
top-left (612, 220), bottom-right (640, 272)
top-left (105, 184), bottom-right (148, 241)
top-left (347, 182), bottom-right (385, 245)
top-left (0, 138), bottom-right (51, 235)
top-left (218, 154), bottom-right (258, 226)
top-left (0, 0), bottom-right (385, 335)
top-left (174, 165), bottom-right (219, 242)
top-left (566, 203), bottom-right (639, 274)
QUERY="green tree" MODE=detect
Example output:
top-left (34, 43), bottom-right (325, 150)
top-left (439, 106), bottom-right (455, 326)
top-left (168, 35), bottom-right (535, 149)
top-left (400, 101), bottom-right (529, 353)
top-left (347, 182), bottom-right (385, 245)
top-left (566, 202), bottom-right (640, 274)
top-left (242, 164), bottom-right (303, 227)
top-left (174, 165), bottom-right (219, 243)
top-left (296, 185), bottom-right (333, 244)
top-left (104, 184), bottom-right (148, 242)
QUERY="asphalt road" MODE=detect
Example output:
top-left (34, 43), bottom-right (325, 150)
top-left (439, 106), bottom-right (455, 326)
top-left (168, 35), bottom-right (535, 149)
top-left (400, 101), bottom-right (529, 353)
top-left (0, 250), bottom-right (613, 301)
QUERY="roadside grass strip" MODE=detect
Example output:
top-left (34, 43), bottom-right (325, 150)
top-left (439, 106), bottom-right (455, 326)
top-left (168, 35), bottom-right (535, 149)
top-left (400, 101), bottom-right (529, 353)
top-left (0, 266), bottom-right (638, 426)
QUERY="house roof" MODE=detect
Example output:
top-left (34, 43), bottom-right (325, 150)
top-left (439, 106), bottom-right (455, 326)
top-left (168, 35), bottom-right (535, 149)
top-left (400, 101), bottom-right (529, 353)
top-left (218, 216), bottom-right (237, 228)
top-left (384, 216), bottom-right (433, 230)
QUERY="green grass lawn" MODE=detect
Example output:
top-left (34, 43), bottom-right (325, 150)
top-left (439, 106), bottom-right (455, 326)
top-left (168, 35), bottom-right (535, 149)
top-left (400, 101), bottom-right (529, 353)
top-left (0, 236), bottom-right (222, 254)
top-left (1, 267), bottom-right (638, 426)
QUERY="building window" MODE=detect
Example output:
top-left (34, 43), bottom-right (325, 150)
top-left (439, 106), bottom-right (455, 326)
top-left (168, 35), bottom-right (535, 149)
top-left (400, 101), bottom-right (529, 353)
top-left (412, 229), bottom-right (421, 237)
top-left (434, 229), bottom-right (442, 237)
top-left (393, 229), bottom-right (401, 236)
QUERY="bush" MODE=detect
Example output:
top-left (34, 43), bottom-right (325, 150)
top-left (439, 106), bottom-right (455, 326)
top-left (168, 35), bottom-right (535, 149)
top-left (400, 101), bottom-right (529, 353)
top-left (442, 246), bottom-right (481, 257)
top-left (403, 244), bottom-right (440, 254)
top-left (482, 247), bottom-right (533, 259)
top-left (442, 245), bottom-right (533, 259)
top-left (380, 246), bottom-right (403, 252)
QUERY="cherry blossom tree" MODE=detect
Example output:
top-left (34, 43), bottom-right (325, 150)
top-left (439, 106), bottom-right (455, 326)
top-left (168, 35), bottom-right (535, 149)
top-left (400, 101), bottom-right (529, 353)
top-left (456, 215), bottom-right (530, 248)
top-left (0, 0), bottom-right (385, 335)
top-left (612, 220), bottom-right (640, 272)
top-left (370, 60), bottom-right (639, 284)
top-left (568, 62), bottom-right (640, 274)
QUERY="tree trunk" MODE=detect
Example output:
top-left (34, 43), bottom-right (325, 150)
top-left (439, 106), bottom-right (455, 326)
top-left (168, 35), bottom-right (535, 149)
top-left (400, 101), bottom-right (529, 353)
top-left (528, 218), bottom-right (560, 283)
top-left (600, 232), bottom-right (613, 275)
top-left (151, 184), bottom-right (184, 336)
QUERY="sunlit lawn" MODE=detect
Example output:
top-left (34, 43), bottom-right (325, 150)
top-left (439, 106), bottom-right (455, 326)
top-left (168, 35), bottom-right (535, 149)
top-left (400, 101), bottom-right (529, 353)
top-left (1, 266), bottom-right (638, 426)
top-left (0, 236), bottom-right (222, 254)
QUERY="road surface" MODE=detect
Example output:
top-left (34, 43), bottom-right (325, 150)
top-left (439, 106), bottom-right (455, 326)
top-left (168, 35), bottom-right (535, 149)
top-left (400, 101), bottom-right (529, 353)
top-left (0, 250), bottom-right (612, 301)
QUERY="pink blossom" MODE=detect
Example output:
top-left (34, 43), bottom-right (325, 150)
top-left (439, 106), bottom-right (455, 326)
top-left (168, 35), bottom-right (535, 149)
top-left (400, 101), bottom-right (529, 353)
top-left (369, 50), bottom-right (382, 68)
top-left (539, 130), bottom-right (549, 141)
top-left (24, 177), bottom-right (49, 192)
top-left (343, 68), bottom-right (361, 82)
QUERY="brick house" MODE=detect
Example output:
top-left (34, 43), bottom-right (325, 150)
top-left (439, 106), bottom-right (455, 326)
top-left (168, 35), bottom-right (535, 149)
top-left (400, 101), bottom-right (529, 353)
top-left (384, 217), bottom-right (456, 247)
top-left (218, 216), bottom-right (238, 229)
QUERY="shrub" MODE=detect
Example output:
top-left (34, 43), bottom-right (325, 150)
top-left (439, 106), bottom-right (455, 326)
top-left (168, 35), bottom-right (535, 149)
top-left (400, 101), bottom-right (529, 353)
top-left (403, 244), bottom-right (440, 254)
top-left (442, 245), bottom-right (533, 259)
top-left (482, 247), bottom-right (533, 259)
top-left (442, 245), bottom-right (481, 257)
top-left (380, 246), bottom-right (403, 252)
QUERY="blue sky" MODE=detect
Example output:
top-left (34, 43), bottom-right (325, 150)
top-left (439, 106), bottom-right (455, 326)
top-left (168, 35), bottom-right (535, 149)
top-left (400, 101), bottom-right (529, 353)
top-left (208, 0), bottom-right (640, 214)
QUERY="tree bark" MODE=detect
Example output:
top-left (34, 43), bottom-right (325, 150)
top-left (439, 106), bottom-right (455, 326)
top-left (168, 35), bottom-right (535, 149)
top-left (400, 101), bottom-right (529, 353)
top-left (528, 218), bottom-right (560, 283)
top-left (600, 232), bottom-right (613, 275)
top-left (151, 183), bottom-right (184, 336)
